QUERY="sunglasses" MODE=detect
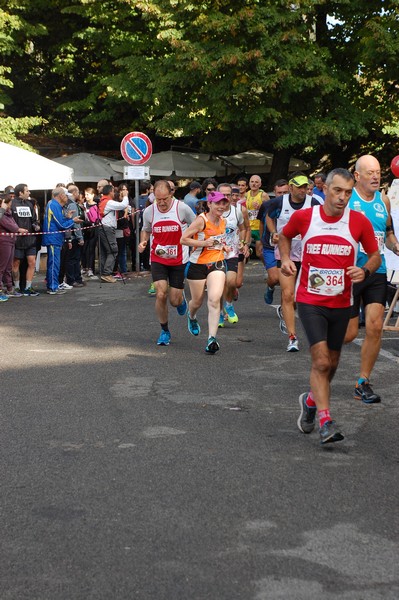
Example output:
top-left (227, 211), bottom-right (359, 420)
top-left (206, 187), bottom-right (215, 192)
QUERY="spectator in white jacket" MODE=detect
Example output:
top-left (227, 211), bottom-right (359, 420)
top-left (97, 184), bottom-right (128, 283)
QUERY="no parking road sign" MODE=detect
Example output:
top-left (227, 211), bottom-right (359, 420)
top-left (120, 131), bottom-right (152, 166)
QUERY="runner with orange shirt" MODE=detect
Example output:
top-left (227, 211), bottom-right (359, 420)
top-left (180, 191), bottom-right (231, 354)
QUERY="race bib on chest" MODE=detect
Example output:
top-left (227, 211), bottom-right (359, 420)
top-left (359, 231), bottom-right (385, 254)
top-left (155, 244), bottom-right (178, 259)
top-left (225, 227), bottom-right (238, 248)
top-left (307, 266), bottom-right (345, 296)
top-left (210, 233), bottom-right (226, 249)
top-left (16, 206), bottom-right (32, 218)
top-left (248, 209), bottom-right (258, 221)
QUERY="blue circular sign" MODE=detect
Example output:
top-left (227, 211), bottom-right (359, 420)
top-left (120, 132), bottom-right (153, 165)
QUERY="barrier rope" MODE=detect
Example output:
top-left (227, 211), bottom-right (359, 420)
top-left (0, 210), bottom-right (144, 237)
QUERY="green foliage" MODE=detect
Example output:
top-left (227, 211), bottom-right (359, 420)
top-left (0, 0), bottom-right (398, 163)
top-left (0, 116), bottom-right (43, 149)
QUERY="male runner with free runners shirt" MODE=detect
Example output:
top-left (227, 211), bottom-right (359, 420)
top-left (279, 168), bottom-right (380, 445)
top-left (139, 180), bottom-right (194, 346)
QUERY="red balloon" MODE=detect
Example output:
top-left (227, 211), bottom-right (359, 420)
top-left (391, 155), bottom-right (399, 178)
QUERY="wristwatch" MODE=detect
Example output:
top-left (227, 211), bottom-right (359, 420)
top-left (361, 267), bottom-right (371, 278)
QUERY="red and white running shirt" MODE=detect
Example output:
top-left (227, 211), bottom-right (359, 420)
top-left (282, 205), bottom-right (378, 308)
top-left (145, 199), bottom-right (192, 265)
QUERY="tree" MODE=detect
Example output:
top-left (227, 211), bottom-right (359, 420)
top-left (0, 3), bottom-right (42, 149)
top-left (2, 0), bottom-right (398, 173)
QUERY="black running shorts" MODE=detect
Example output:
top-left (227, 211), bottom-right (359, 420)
top-left (151, 262), bottom-right (185, 289)
top-left (297, 302), bottom-right (352, 351)
top-left (186, 261), bottom-right (227, 280)
top-left (350, 272), bottom-right (387, 318)
top-left (225, 257), bottom-right (239, 273)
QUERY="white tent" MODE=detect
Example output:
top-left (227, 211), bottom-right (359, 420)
top-left (0, 141), bottom-right (74, 190)
top-left (110, 150), bottom-right (218, 178)
top-left (53, 152), bottom-right (121, 182)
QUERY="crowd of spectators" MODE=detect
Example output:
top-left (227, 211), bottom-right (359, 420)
top-left (0, 173), bottom-right (325, 298)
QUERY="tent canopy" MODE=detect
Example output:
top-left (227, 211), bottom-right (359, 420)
top-left (221, 150), bottom-right (310, 174)
top-left (53, 152), bottom-right (121, 182)
top-left (171, 148), bottom-right (310, 176)
top-left (0, 142), bottom-right (74, 190)
top-left (110, 150), bottom-right (218, 178)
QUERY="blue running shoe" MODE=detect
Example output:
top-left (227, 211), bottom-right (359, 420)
top-left (187, 315), bottom-right (200, 336)
top-left (148, 282), bottom-right (156, 295)
top-left (224, 303), bottom-right (238, 324)
top-left (176, 291), bottom-right (187, 316)
top-left (264, 286), bottom-right (275, 305)
top-left (354, 379), bottom-right (381, 404)
top-left (23, 287), bottom-right (40, 297)
top-left (205, 336), bottom-right (220, 354)
top-left (157, 330), bottom-right (171, 345)
top-left (0, 293), bottom-right (9, 302)
top-left (218, 312), bottom-right (225, 328)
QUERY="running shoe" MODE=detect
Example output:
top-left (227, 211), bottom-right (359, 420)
top-left (23, 287), bottom-right (40, 296)
top-left (224, 304), bottom-right (238, 323)
top-left (319, 420), bottom-right (344, 445)
top-left (59, 282), bottom-right (73, 290)
top-left (264, 286), bottom-right (275, 305)
top-left (113, 273), bottom-right (123, 280)
top-left (287, 335), bottom-right (299, 352)
top-left (47, 289), bottom-right (66, 295)
top-left (176, 291), bottom-right (187, 316)
top-left (297, 392), bottom-right (317, 434)
top-left (6, 288), bottom-right (23, 298)
top-left (148, 282), bottom-right (156, 295)
top-left (87, 269), bottom-right (95, 277)
top-left (205, 336), bottom-right (220, 354)
top-left (157, 330), bottom-right (171, 345)
top-left (0, 293), bottom-right (9, 302)
top-left (187, 314), bottom-right (200, 336)
top-left (277, 305), bottom-right (288, 335)
top-left (218, 312), bottom-right (225, 328)
top-left (354, 379), bottom-right (381, 404)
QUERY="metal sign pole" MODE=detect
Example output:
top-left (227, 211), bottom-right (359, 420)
top-left (135, 179), bottom-right (140, 273)
top-left (120, 131), bottom-right (152, 274)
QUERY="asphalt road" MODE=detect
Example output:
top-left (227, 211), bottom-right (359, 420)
top-left (1, 262), bottom-right (398, 600)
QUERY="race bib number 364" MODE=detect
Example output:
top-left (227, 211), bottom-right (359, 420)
top-left (307, 266), bottom-right (345, 296)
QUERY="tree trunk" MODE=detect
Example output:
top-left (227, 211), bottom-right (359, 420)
top-left (268, 148), bottom-right (291, 187)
